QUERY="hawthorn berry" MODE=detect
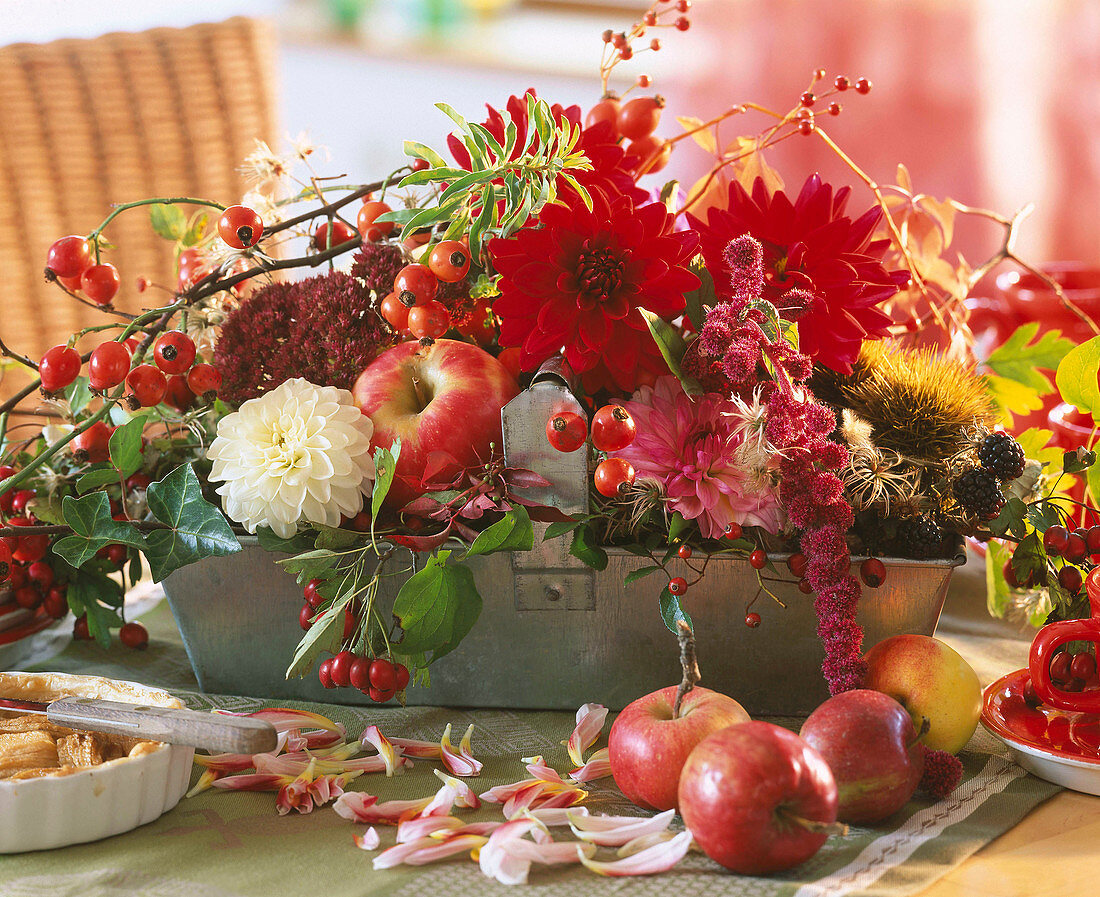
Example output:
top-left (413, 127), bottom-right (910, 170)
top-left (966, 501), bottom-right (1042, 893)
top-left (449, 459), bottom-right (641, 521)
top-left (73, 615), bottom-right (92, 641)
top-left (81, 263), bottom-right (121, 306)
top-left (349, 657), bottom-right (373, 691)
top-left (427, 240), bottom-right (471, 283)
top-left (329, 650), bottom-right (356, 688)
top-left (153, 331), bottom-right (197, 375)
top-left (318, 658), bottom-right (336, 689)
top-left (1044, 525), bottom-right (1069, 556)
top-left (745, 612), bottom-right (762, 628)
top-left (47, 236), bottom-right (94, 278)
top-left (299, 603), bottom-right (315, 631)
top-left (1058, 565), bottom-right (1083, 594)
top-left (218, 205), bottom-right (264, 249)
top-left (724, 522), bottom-right (743, 540)
top-left (119, 621), bottom-right (149, 649)
top-left (749, 549), bottom-right (767, 570)
top-left (677, 544), bottom-right (692, 560)
top-left (304, 578), bottom-right (324, 608)
top-left (357, 201), bottom-right (394, 241)
top-left (44, 587), bottom-right (68, 619)
top-left (369, 686), bottom-right (395, 703)
top-left (27, 561), bottom-right (53, 590)
top-left (89, 341), bottom-right (132, 391)
top-left (593, 458), bottom-right (635, 497)
top-left (394, 663), bottom-right (411, 691)
top-left (546, 412), bottom-right (587, 453)
top-left (1065, 533), bottom-right (1088, 563)
top-left (39, 345), bottom-right (82, 394)
top-left (368, 658), bottom-right (397, 691)
top-left (860, 557), bottom-right (887, 588)
top-left (590, 405), bottom-right (637, 452)
top-left (126, 364), bottom-right (168, 407)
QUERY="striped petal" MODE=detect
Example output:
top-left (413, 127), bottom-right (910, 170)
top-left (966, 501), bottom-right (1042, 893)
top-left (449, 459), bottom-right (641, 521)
top-left (354, 827), bottom-right (381, 851)
top-left (578, 830), bottom-right (693, 876)
top-left (374, 834), bottom-right (487, 870)
top-left (565, 703), bottom-right (608, 767)
top-left (362, 725), bottom-right (403, 776)
top-left (441, 723), bottom-right (483, 777)
top-left (388, 736), bottom-right (443, 759)
top-left (569, 747), bottom-right (612, 783)
top-left (397, 815), bottom-right (466, 844)
top-left (568, 809), bottom-right (675, 847)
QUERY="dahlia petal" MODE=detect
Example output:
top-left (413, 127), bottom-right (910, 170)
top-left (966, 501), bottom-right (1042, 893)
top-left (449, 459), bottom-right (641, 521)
top-left (569, 748), bottom-right (612, 783)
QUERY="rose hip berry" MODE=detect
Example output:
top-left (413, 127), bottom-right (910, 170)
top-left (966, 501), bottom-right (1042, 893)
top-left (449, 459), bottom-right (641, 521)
top-left (787, 552), bottom-right (807, 578)
top-left (15, 586), bottom-right (40, 610)
top-left (860, 557), bottom-right (887, 588)
top-left (427, 240), bottom-right (471, 283)
top-left (81, 263), bottom-right (121, 306)
top-left (593, 458), bottom-right (636, 497)
top-left (186, 363), bottom-right (222, 398)
top-left (546, 411), bottom-right (587, 453)
top-left (153, 331), bottom-right (197, 375)
top-left (668, 576), bottom-right (687, 596)
top-left (163, 375), bottom-right (195, 411)
top-left (27, 561), bottom-right (53, 590)
top-left (590, 404), bottom-right (637, 452)
top-left (314, 220), bottom-right (357, 251)
top-left (39, 345), bottom-right (82, 394)
top-left (218, 205), bottom-right (264, 249)
top-left (407, 300), bottom-right (451, 340)
top-left (585, 96), bottom-right (621, 138)
top-left (379, 292), bottom-right (410, 331)
top-left (745, 612), bottom-right (761, 628)
top-left (71, 421), bottom-right (113, 464)
top-left (394, 264), bottom-right (438, 307)
top-left (357, 201), bottom-right (395, 241)
top-left (677, 544), bottom-right (692, 560)
top-left (617, 95), bottom-right (664, 141)
top-left (89, 341), bottom-right (132, 391)
top-left (126, 364), bottom-right (168, 407)
top-left (47, 236), bottom-right (94, 278)
top-left (724, 522), bottom-right (743, 540)
top-left (749, 549), bottom-right (767, 569)
top-left (119, 621), bottom-right (149, 650)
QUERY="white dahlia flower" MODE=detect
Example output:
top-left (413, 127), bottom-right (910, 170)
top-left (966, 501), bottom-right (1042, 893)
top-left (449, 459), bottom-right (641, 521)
top-left (207, 378), bottom-right (375, 538)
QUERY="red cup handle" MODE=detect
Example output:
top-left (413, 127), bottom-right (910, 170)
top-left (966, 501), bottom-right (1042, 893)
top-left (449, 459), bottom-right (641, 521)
top-left (1028, 568), bottom-right (1100, 713)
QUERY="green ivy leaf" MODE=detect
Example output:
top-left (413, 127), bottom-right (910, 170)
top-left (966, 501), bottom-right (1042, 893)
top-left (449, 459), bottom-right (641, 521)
top-left (569, 524), bottom-right (608, 571)
top-left (54, 492), bottom-right (146, 569)
top-left (144, 464), bottom-right (240, 581)
top-left (76, 466), bottom-right (120, 494)
top-left (149, 203), bottom-right (187, 241)
top-left (638, 309), bottom-right (703, 396)
top-left (1055, 335), bottom-right (1100, 414)
top-left (465, 506), bottom-right (533, 559)
top-left (543, 518), bottom-right (585, 540)
top-left (109, 415), bottom-right (146, 479)
top-left (67, 570), bottom-right (125, 649)
top-left (257, 527), bottom-right (316, 554)
top-left (986, 322), bottom-right (1075, 394)
top-left (659, 585), bottom-right (693, 634)
top-left (393, 551), bottom-right (482, 659)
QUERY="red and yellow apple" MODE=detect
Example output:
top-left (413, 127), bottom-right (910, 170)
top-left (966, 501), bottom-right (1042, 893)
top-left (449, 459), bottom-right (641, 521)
top-left (608, 685), bottom-right (750, 811)
top-left (863, 634), bottom-right (982, 754)
top-left (353, 339), bottom-right (519, 509)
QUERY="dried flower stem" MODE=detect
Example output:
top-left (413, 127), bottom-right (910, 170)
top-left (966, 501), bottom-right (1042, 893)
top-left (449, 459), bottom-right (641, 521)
top-left (672, 620), bottom-right (700, 719)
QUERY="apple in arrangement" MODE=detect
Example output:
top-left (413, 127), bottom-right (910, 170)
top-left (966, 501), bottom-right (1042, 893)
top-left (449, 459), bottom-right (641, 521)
top-left (863, 634), bottom-right (982, 755)
top-left (608, 685), bottom-right (750, 811)
top-left (353, 339), bottom-right (519, 509)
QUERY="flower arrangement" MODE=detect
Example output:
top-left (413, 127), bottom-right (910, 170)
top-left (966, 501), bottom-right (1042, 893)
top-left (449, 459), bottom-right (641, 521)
top-left (1, 0), bottom-right (1098, 706)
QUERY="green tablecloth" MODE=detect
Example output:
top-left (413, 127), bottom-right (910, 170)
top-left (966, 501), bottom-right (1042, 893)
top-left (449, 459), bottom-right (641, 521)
top-left (1, 557), bottom-right (1061, 897)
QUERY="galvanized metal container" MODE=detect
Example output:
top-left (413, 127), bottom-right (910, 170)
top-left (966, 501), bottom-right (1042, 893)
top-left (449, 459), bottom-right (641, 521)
top-left (162, 360), bottom-right (965, 715)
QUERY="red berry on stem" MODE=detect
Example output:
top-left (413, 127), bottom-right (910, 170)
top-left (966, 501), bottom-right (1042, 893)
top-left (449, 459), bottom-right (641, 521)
top-left (677, 544), bottom-right (692, 560)
top-left (39, 345), bottom-right (82, 394)
top-left (800, 91), bottom-right (815, 106)
top-left (119, 621), bottom-right (148, 649)
top-left (676, 0), bottom-right (691, 10)
top-left (105, 544), bottom-right (127, 567)
top-left (668, 576), bottom-right (687, 596)
top-left (591, 405), bottom-right (637, 452)
top-left (187, 363), bottom-right (222, 398)
top-left (1087, 525), bottom-right (1100, 554)
top-left (617, 96), bottom-right (664, 141)
top-left (343, 607), bottom-right (357, 641)
top-left (649, 38), bottom-right (661, 51)
top-left (394, 663), bottom-right (410, 691)
top-left (10, 490), bottom-right (34, 515)
top-left (314, 220), bottom-right (357, 251)
top-left (299, 603), bottom-right (315, 630)
top-left (1058, 565), bottom-right (1083, 594)
top-left (628, 134), bottom-right (672, 174)
top-left (1043, 525), bottom-right (1069, 556)
top-left (407, 300), bottom-right (451, 340)
top-left (797, 118), bottom-right (815, 135)
top-left (827, 102), bottom-right (842, 116)
top-left (379, 292), bottom-right (410, 330)
top-left (1050, 651), bottom-right (1072, 684)
top-left (394, 264), bottom-right (438, 307)
top-left (27, 561), bottom-right (53, 590)
top-left (369, 658), bottom-right (397, 691)
top-left (81, 263), bottom-right (121, 306)
top-left (153, 331), bottom-right (197, 375)
top-left (71, 421), bottom-right (113, 464)
top-left (88, 341), bottom-right (131, 391)
top-left (44, 587), bottom-right (68, 619)
top-left (318, 658), bottom-right (335, 689)
top-left (163, 375), bottom-right (196, 411)
top-left (593, 458), bottom-right (635, 497)
top-left (798, 579), bottom-right (814, 594)
top-left (546, 411), bottom-right (587, 453)
top-left (357, 201), bottom-right (395, 241)
top-left (860, 557), bottom-right (887, 588)
top-left (218, 205), bottom-right (264, 249)
top-left (73, 615), bottom-right (92, 641)
top-left (834, 75), bottom-right (850, 90)
top-left (330, 650), bottom-right (355, 688)
top-left (1002, 559), bottom-right (1020, 588)
top-left (585, 96), bottom-right (622, 138)
top-left (787, 552), bottom-right (807, 578)
top-left (427, 240), bottom-right (471, 283)
top-left (126, 364), bottom-right (168, 407)
top-left (745, 611), bottom-right (761, 628)
top-left (855, 77), bottom-right (872, 94)
top-left (47, 236), bottom-right (94, 278)
top-left (749, 549), bottom-right (767, 569)
top-left (1064, 533), bottom-right (1088, 563)
top-left (675, 16), bottom-right (690, 30)
top-left (724, 522), bottom-right (743, 540)
top-left (303, 578), bottom-right (323, 608)
top-left (349, 657), bottom-right (373, 691)
top-left (15, 586), bottom-right (40, 610)
top-left (369, 686), bottom-right (395, 703)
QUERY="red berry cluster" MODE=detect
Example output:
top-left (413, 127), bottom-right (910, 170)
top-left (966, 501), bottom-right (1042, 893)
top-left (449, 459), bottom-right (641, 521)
top-left (299, 579), bottom-right (409, 703)
top-left (545, 404), bottom-right (639, 498)
top-left (379, 241), bottom-right (482, 344)
top-left (1039, 649), bottom-right (1099, 696)
top-left (47, 236), bottom-right (120, 307)
top-left (792, 70), bottom-right (872, 136)
top-left (586, 94), bottom-right (670, 176)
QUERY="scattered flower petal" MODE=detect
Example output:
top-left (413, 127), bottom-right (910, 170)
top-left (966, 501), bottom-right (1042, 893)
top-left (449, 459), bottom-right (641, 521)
top-left (565, 703), bottom-right (608, 768)
top-left (578, 830), bottom-right (694, 877)
top-left (616, 831), bottom-right (677, 857)
top-left (397, 816), bottom-right (465, 843)
top-left (374, 834), bottom-right (487, 870)
top-left (215, 707), bottom-right (344, 736)
top-left (211, 773), bottom-right (289, 792)
top-left (441, 723), bottom-right (483, 777)
top-left (185, 768), bottom-right (224, 798)
top-left (569, 747), bottom-right (612, 783)
top-left (435, 821), bottom-right (503, 838)
top-left (354, 827), bottom-right (381, 851)
top-left (528, 806), bottom-right (589, 827)
top-left (479, 818), bottom-right (544, 886)
top-left (568, 809), bottom-right (676, 847)
top-left (431, 768), bottom-right (481, 811)
top-left (388, 736), bottom-right (443, 760)
top-left (362, 725), bottom-right (404, 777)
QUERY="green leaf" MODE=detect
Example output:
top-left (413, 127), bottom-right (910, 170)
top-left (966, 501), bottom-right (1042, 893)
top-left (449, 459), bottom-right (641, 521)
top-left (1064, 447), bottom-right (1096, 474)
top-left (985, 539), bottom-right (1013, 618)
top-left (65, 377), bottom-right (93, 416)
top-left (638, 309), bottom-right (703, 396)
top-left (983, 374), bottom-right (1042, 426)
top-left (67, 571), bottom-right (125, 649)
top-left (277, 548), bottom-right (339, 586)
top-left (181, 212), bottom-right (209, 248)
top-left (286, 590), bottom-right (354, 679)
top-left (54, 492), bottom-right (146, 569)
top-left (402, 140), bottom-right (448, 169)
top-left (257, 527), bottom-right (316, 554)
top-left (1056, 335), bottom-right (1100, 414)
top-left (143, 464), bottom-right (240, 581)
top-left (988, 496), bottom-right (1028, 539)
top-left (986, 322), bottom-right (1074, 394)
top-left (1027, 500), bottom-right (1062, 532)
top-left (393, 551), bottom-right (483, 658)
top-left (149, 203), bottom-right (187, 240)
top-left (76, 466), bottom-right (120, 493)
top-left (569, 525), bottom-right (608, 571)
top-left (659, 586), bottom-right (693, 634)
top-left (1011, 531), bottom-right (1047, 587)
top-left (465, 506), bottom-right (533, 559)
top-left (372, 440), bottom-right (401, 525)
top-left (543, 518), bottom-right (584, 540)
top-left (667, 512), bottom-right (689, 545)
top-left (625, 565), bottom-right (662, 585)
top-left (108, 416), bottom-right (146, 479)
top-left (683, 257), bottom-right (714, 332)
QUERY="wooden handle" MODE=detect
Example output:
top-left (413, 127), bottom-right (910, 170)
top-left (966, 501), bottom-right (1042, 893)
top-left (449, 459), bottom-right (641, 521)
top-left (46, 699), bottom-right (278, 754)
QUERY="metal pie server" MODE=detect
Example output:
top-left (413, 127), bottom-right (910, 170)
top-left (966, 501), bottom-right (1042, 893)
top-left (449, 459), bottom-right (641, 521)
top-left (0, 696), bottom-right (277, 754)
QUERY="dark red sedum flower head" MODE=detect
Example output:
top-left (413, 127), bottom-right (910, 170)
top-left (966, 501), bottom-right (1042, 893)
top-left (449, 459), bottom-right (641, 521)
top-left (489, 191), bottom-right (699, 393)
top-left (689, 174), bottom-right (908, 373)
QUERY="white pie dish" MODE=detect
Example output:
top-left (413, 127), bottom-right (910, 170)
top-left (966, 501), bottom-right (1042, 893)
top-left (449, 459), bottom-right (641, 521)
top-left (0, 671), bottom-right (194, 853)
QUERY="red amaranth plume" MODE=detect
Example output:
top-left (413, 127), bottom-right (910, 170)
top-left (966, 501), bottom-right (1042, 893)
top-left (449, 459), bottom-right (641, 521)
top-left (919, 746), bottom-right (963, 800)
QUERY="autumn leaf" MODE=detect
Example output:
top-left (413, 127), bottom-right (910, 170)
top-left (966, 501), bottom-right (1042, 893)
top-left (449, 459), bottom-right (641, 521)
top-left (675, 116), bottom-right (717, 155)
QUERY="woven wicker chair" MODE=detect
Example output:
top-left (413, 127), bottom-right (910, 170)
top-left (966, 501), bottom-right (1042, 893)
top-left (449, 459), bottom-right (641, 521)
top-left (0, 17), bottom-right (277, 389)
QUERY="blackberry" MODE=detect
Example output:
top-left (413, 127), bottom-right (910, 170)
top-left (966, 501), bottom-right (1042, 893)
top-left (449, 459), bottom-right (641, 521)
top-left (977, 432), bottom-right (1025, 482)
top-left (896, 515), bottom-right (944, 559)
top-left (953, 467), bottom-right (1006, 520)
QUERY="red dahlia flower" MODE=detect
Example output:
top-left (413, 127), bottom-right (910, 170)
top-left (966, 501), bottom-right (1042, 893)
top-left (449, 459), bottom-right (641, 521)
top-left (489, 192), bottom-right (699, 393)
top-left (689, 175), bottom-right (908, 373)
top-left (448, 89), bottom-right (647, 209)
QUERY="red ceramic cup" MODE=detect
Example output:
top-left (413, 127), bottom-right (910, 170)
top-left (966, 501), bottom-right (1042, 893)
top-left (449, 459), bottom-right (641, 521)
top-left (1028, 568), bottom-right (1100, 714)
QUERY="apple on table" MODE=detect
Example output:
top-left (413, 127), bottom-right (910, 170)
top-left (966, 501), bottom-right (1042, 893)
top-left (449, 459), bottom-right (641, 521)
top-left (354, 339), bottom-right (519, 509)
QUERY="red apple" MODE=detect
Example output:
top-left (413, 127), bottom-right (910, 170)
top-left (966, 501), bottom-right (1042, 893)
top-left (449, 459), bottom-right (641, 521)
top-left (608, 685), bottom-right (749, 811)
top-left (799, 689), bottom-right (924, 824)
top-left (678, 721), bottom-right (839, 875)
top-left (353, 339), bottom-right (519, 508)
top-left (863, 634), bottom-right (982, 754)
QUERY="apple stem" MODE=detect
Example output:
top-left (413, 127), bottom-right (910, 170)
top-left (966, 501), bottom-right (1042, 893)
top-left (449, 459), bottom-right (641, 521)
top-left (672, 620), bottom-right (701, 720)
top-left (411, 376), bottom-right (429, 412)
top-left (777, 809), bottom-right (849, 837)
top-left (909, 716), bottom-right (931, 747)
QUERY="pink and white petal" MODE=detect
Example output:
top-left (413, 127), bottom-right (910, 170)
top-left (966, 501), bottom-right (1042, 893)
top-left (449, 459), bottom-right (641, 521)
top-left (565, 703), bottom-right (608, 767)
top-left (211, 773), bottom-right (290, 792)
top-left (325, 755), bottom-right (406, 775)
top-left (354, 827), bottom-right (381, 851)
top-left (503, 782), bottom-right (551, 818)
top-left (441, 723), bottom-right (483, 777)
top-left (528, 806), bottom-right (589, 827)
top-left (361, 725), bottom-right (403, 777)
top-left (433, 769), bottom-right (481, 809)
top-left (307, 773), bottom-right (356, 807)
top-left (388, 737), bottom-right (443, 759)
top-left (480, 778), bottom-right (539, 804)
top-left (458, 723), bottom-right (483, 775)
top-left (185, 768), bottom-right (224, 798)
top-left (578, 830), bottom-right (694, 876)
top-left (569, 747), bottom-right (612, 783)
top-left (333, 791), bottom-right (380, 822)
top-left (397, 816), bottom-right (465, 844)
top-left (438, 821), bottom-right (502, 838)
top-left (616, 831), bottom-right (677, 857)
top-left (523, 757), bottom-right (566, 784)
top-left (508, 839), bottom-right (597, 866)
top-left (527, 788), bottom-right (588, 812)
top-left (376, 835), bottom-right (487, 871)
top-left (478, 818), bottom-right (542, 886)
top-left (300, 728), bottom-right (346, 750)
top-left (276, 779), bottom-right (314, 816)
top-left (216, 707), bottom-right (344, 736)
top-left (568, 809), bottom-right (675, 847)
top-left (194, 746), bottom-right (273, 772)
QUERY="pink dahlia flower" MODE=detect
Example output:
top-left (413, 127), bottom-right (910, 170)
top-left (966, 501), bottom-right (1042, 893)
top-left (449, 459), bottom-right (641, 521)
top-left (617, 377), bottom-right (784, 538)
